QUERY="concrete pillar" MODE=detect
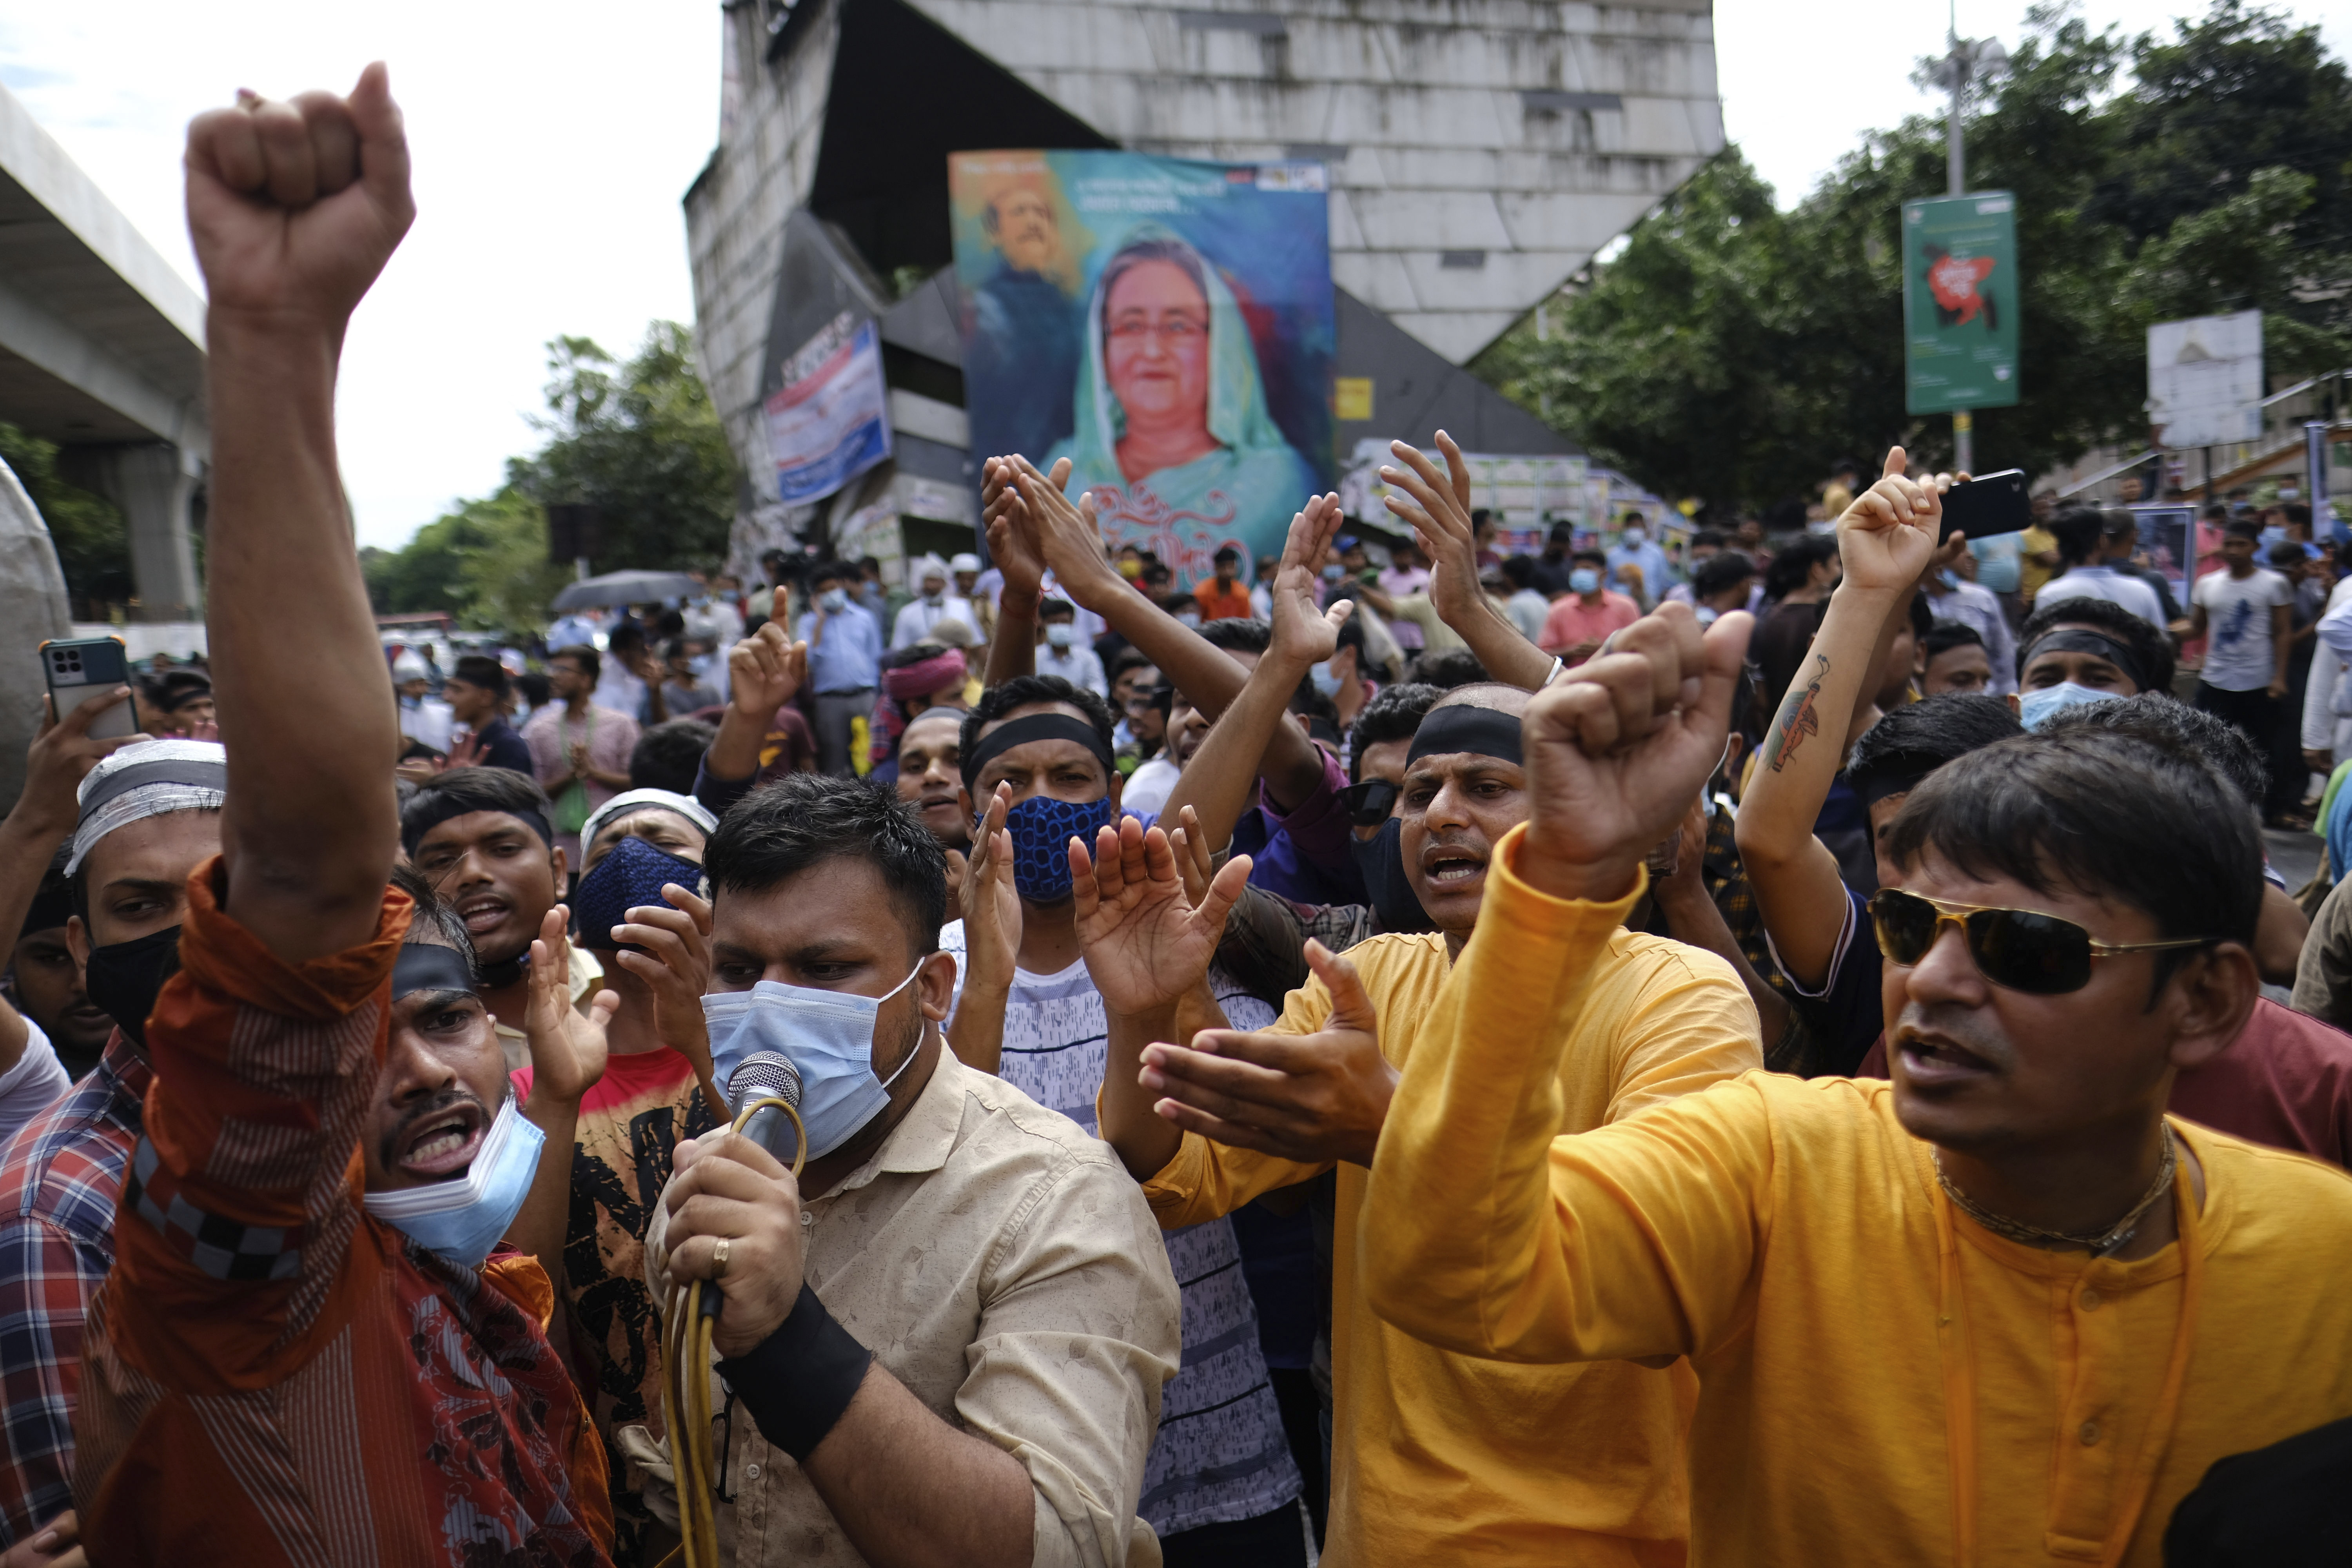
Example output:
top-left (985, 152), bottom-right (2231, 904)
top-left (0, 455), bottom-right (80, 809)
top-left (85, 442), bottom-right (203, 622)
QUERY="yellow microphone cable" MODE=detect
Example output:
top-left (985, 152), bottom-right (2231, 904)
top-left (659, 1094), bottom-right (806, 1568)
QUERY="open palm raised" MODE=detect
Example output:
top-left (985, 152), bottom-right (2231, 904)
top-left (1070, 817), bottom-right (1253, 1017)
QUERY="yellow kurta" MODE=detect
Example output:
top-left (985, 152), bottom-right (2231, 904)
top-left (1366, 822), bottom-right (2352, 1566)
top-left (1132, 915), bottom-right (1760, 1564)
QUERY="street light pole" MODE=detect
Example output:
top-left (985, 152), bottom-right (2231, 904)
top-left (1934, 19), bottom-right (2004, 475)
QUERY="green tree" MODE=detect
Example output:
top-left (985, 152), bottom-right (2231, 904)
top-left (0, 422), bottom-right (133, 615)
top-left (1476, 1), bottom-right (2352, 514)
top-left (363, 488), bottom-right (571, 632)
top-left (506, 321), bottom-right (737, 572)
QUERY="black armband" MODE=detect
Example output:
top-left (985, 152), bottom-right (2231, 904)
top-left (717, 1284), bottom-right (875, 1461)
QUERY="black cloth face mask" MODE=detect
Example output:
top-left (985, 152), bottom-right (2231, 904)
top-left (1349, 820), bottom-right (1436, 935)
top-left (82, 925), bottom-right (183, 1050)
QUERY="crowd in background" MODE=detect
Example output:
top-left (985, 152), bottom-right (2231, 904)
top-left (0, 67), bottom-right (2350, 1568)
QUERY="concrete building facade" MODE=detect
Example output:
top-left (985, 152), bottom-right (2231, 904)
top-left (0, 80), bottom-right (208, 622)
top-left (685, 0), bottom-right (1721, 573)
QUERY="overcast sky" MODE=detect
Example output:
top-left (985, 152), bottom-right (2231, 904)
top-left (3, 2), bottom-right (2345, 553)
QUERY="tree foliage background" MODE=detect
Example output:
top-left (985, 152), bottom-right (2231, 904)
top-left (0, 423), bottom-right (134, 618)
top-left (363, 319), bottom-right (735, 628)
top-left (1476, 1), bottom-right (2352, 518)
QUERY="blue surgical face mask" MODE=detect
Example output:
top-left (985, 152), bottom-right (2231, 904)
top-left (1311, 661), bottom-right (1345, 698)
top-left (1044, 623), bottom-right (1075, 649)
top-left (1321, 564), bottom-right (1343, 583)
top-left (363, 1095), bottom-right (544, 1269)
top-left (1695, 605), bottom-right (1720, 626)
top-left (819, 588), bottom-right (850, 613)
top-left (702, 965), bottom-right (925, 1159)
top-left (1621, 527), bottom-right (1646, 546)
top-left (1000, 793), bottom-right (1120, 902)
top-left (1569, 568), bottom-right (1601, 595)
top-left (2018, 681), bottom-right (2119, 731)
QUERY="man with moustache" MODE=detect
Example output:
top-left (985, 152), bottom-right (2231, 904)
top-left (1363, 607), bottom-right (2352, 1562)
top-left (893, 705), bottom-right (975, 862)
top-left (62, 65), bottom-right (615, 1560)
top-left (1081, 654), bottom-right (1763, 1563)
top-left (404, 768), bottom-right (604, 1069)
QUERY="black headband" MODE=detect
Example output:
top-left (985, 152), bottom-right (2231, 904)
top-left (78, 754), bottom-right (228, 817)
top-left (962, 713), bottom-right (1116, 791)
top-left (1406, 704), bottom-right (1524, 768)
top-left (399, 792), bottom-right (554, 855)
top-left (2021, 627), bottom-right (2147, 691)
top-left (393, 941), bottom-right (478, 998)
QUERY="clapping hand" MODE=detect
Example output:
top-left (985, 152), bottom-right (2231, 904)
top-left (1379, 432), bottom-right (1486, 630)
top-left (1138, 938), bottom-right (1397, 1167)
top-left (184, 64), bottom-right (414, 333)
top-left (956, 784), bottom-right (1023, 996)
top-left (523, 906), bottom-right (615, 1109)
top-left (1011, 456), bottom-right (1125, 606)
top-left (1267, 495), bottom-right (1354, 672)
top-left (1070, 816), bottom-right (1252, 1017)
top-left (982, 455), bottom-right (1057, 602)
top-left (1519, 604), bottom-right (1754, 906)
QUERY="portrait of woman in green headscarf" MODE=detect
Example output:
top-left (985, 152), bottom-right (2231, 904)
top-left (1044, 226), bottom-right (1321, 584)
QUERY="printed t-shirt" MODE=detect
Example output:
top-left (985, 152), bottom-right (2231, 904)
top-left (937, 925), bottom-right (1302, 1538)
top-left (2194, 568), bottom-right (2292, 690)
top-left (515, 1043), bottom-right (716, 1557)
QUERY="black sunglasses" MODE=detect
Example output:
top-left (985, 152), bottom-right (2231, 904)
top-left (1339, 778), bottom-right (1399, 827)
top-left (1867, 888), bottom-right (2212, 996)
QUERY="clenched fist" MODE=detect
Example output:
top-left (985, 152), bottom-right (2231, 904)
top-left (185, 62), bottom-right (414, 332)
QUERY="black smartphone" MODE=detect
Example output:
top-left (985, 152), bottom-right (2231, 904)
top-left (39, 637), bottom-right (138, 739)
top-left (1938, 469), bottom-right (2030, 543)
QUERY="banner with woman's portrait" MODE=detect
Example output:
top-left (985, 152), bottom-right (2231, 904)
top-left (948, 149), bottom-right (1335, 586)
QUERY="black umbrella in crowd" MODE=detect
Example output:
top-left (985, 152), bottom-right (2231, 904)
top-left (550, 569), bottom-right (702, 611)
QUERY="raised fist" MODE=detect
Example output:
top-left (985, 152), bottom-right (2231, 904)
top-left (184, 62), bottom-right (414, 331)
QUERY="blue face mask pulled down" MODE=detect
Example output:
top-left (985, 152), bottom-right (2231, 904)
top-left (702, 965), bottom-right (925, 1159)
top-left (362, 1096), bottom-right (544, 1269)
top-left (1000, 794), bottom-right (1118, 903)
top-left (1310, 662), bottom-right (1346, 699)
top-left (2018, 681), bottom-right (2120, 731)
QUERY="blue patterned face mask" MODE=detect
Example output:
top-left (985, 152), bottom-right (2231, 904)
top-left (999, 794), bottom-right (1119, 903)
top-left (573, 833), bottom-right (708, 951)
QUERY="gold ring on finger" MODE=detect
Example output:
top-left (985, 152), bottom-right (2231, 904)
top-left (711, 1236), bottom-right (731, 1281)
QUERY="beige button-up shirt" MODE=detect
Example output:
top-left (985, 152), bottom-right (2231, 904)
top-left (644, 1047), bottom-right (1182, 1567)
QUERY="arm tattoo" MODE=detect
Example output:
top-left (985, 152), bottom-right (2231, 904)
top-left (1764, 654), bottom-right (1829, 774)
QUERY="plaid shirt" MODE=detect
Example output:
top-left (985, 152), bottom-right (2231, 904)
top-left (0, 1033), bottom-right (144, 1545)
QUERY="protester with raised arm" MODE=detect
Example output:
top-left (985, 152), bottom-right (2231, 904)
top-left (1377, 433), bottom-right (1555, 690)
top-left (1362, 584), bottom-right (2352, 1565)
top-left (1079, 616), bottom-right (1761, 1562)
top-left (64, 68), bottom-right (613, 1561)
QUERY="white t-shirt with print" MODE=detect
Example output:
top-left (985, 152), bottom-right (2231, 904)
top-left (2194, 567), bottom-right (2292, 691)
top-left (937, 922), bottom-right (1302, 1537)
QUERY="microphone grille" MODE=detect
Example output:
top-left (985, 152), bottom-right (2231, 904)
top-left (728, 1051), bottom-right (803, 1108)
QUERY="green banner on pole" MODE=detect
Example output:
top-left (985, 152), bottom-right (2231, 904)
top-left (1902, 192), bottom-right (2020, 415)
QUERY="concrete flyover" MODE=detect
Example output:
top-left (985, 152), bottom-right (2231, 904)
top-left (0, 78), bottom-right (207, 622)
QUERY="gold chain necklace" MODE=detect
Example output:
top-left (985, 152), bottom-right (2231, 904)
top-left (1934, 1125), bottom-right (2176, 1257)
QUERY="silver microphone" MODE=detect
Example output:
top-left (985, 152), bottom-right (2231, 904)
top-left (728, 1051), bottom-right (804, 1167)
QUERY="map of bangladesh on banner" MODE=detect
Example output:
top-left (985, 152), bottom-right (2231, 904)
top-left (1903, 193), bottom-right (2021, 416)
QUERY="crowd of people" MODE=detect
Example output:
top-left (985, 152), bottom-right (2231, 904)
top-left (0, 67), bottom-right (2345, 1568)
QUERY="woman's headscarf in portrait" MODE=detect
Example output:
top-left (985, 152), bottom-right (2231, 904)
top-left (1062, 226), bottom-right (1299, 492)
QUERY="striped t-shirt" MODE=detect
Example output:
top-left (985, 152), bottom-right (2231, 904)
top-left (939, 922), bottom-right (1302, 1538)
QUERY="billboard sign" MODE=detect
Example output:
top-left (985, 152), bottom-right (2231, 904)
top-left (949, 149), bottom-right (1335, 584)
top-left (1903, 192), bottom-right (2021, 415)
top-left (2148, 310), bottom-right (2264, 449)
top-left (764, 310), bottom-right (892, 505)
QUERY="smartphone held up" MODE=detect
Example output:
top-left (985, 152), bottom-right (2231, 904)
top-left (39, 638), bottom-right (137, 739)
